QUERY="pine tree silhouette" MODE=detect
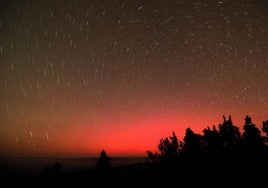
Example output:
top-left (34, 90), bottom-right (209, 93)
top-left (242, 115), bottom-right (265, 159)
top-left (146, 131), bottom-right (180, 163)
top-left (96, 150), bottom-right (111, 168)
top-left (180, 128), bottom-right (204, 160)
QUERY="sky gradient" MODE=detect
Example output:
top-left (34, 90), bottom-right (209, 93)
top-left (1, 0), bottom-right (268, 157)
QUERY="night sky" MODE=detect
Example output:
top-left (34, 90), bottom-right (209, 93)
top-left (1, 0), bottom-right (268, 157)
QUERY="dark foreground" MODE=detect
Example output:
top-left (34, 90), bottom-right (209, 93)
top-left (2, 160), bottom-right (268, 188)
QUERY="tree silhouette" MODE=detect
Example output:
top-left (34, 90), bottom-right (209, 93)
top-left (51, 161), bottom-right (62, 175)
top-left (42, 161), bottom-right (62, 177)
top-left (262, 120), bottom-right (268, 136)
top-left (180, 128), bottom-right (204, 160)
top-left (242, 115), bottom-right (265, 159)
top-left (218, 115), bottom-right (241, 159)
top-left (262, 120), bottom-right (268, 144)
top-left (146, 131), bottom-right (180, 163)
top-left (96, 150), bottom-right (111, 168)
top-left (203, 125), bottom-right (223, 159)
top-left (147, 116), bottom-right (241, 162)
top-left (147, 115), bottom-right (268, 168)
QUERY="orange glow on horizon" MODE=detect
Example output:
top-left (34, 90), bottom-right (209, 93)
top-left (1, 111), bottom-right (266, 158)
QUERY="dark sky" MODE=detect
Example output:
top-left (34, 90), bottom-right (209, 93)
top-left (1, 0), bottom-right (268, 157)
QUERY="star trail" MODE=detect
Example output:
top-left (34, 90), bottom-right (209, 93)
top-left (1, 0), bottom-right (268, 157)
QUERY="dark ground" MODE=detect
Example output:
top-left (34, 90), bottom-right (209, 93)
top-left (2, 160), bottom-right (267, 188)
